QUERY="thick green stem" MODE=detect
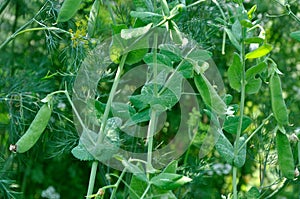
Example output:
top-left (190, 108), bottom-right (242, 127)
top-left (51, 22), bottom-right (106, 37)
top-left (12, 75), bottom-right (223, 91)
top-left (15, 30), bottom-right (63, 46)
top-left (87, 161), bottom-right (99, 197)
top-left (97, 54), bottom-right (127, 144)
top-left (232, 22), bottom-right (247, 199)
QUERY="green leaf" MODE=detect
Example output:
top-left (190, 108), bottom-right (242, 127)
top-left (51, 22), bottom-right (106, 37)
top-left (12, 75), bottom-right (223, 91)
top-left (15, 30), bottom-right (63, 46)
top-left (71, 141), bottom-right (95, 161)
top-left (124, 108), bottom-right (150, 126)
top-left (177, 60), bottom-right (194, 78)
top-left (129, 174), bottom-right (148, 199)
top-left (240, 19), bottom-right (253, 28)
top-left (234, 135), bottom-right (247, 168)
top-left (185, 49), bottom-right (212, 63)
top-left (130, 11), bottom-right (163, 22)
top-left (290, 31), bottom-right (300, 42)
top-left (194, 74), bottom-right (227, 115)
top-left (276, 130), bottom-right (295, 180)
top-left (215, 129), bottom-right (234, 165)
top-left (57, 0), bottom-right (82, 23)
top-left (245, 78), bottom-right (262, 94)
top-left (162, 160), bottom-right (178, 174)
top-left (87, 0), bottom-right (101, 37)
top-left (143, 53), bottom-right (173, 67)
top-left (159, 44), bottom-right (182, 62)
top-left (245, 44), bottom-right (273, 59)
top-left (150, 173), bottom-right (192, 190)
top-left (122, 159), bottom-right (148, 182)
top-left (232, 20), bottom-right (242, 41)
top-left (224, 28), bottom-right (241, 52)
top-left (228, 53), bottom-right (242, 92)
top-left (161, 0), bottom-right (170, 16)
top-left (246, 187), bottom-right (260, 199)
top-left (133, 0), bottom-right (154, 12)
top-left (245, 62), bottom-right (267, 80)
top-left (223, 116), bottom-right (252, 134)
top-left (121, 23), bottom-right (153, 40)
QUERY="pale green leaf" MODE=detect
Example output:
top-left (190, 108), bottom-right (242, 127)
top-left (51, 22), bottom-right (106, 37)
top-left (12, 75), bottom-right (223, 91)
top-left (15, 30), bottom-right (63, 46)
top-left (245, 44), bottom-right (273, 59)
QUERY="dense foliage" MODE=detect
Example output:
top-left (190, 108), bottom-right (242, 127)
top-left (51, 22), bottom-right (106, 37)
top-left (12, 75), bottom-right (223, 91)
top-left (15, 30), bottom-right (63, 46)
top-left (1, 0), bottom-right (300, 198)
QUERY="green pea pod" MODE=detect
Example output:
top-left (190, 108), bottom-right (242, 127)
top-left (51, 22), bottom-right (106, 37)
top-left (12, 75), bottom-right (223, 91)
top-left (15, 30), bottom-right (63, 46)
top-left (270, 73), bottom-right (288, 125)
top-left (276, 130), bottom-right (295, 180)
top-left (12, 104), bottom-right (52, 153)
top-left (57, 0), bottom-right (82, 23)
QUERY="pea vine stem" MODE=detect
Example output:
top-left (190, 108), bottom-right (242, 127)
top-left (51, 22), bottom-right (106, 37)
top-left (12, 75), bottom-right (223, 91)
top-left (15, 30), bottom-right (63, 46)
top-left (232, 21), bottom-right (247, 199)
top-left (97, 54), bottom-right (128, 144)
top-left (87, 161), bottom-right (98, 197)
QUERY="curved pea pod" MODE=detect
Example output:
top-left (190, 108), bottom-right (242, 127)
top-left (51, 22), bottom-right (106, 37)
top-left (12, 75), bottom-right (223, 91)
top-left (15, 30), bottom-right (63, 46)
top-left (276, 130), bottom-right (295, 180)
top-left (10, 104), bottom-right (52, 153)
top-left (57, 0), bottom-right (82, 23)
top-left (270, 73), bottom-right (289, 125)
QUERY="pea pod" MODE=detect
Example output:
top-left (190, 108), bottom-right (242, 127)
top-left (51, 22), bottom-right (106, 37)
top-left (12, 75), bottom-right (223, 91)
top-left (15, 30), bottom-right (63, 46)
top-left (57, 0), bottom-right (82, 23)
top-left (276, 130), bottom-right (295, 179)
top-left (11, 104), bottom-right (52, 153)
top-left (270, 73), bottom-right (289, 125)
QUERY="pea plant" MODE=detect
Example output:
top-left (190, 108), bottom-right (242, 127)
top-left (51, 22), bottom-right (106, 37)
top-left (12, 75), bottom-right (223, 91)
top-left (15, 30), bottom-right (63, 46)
top-left (2, 0), bottom-right (300, 198)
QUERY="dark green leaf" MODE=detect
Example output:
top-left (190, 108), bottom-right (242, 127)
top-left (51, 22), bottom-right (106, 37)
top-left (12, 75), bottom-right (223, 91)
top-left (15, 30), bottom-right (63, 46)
top-left (232, 20), bottom-right (242, 41)
top-left (228, 53), bottom-right (242, 92)
top-left (245, 78), bottom-right (262, 94)
top-left (225, 28), bottom-right (241, 52)
top-left (71, 141), bottom-right (95, 161)
top-left (246, 187), bottom-right (260, 199)
top-left (223, 116), bottom-right (252, 134)
top-left (215, 129), bottom-right (234, 165)
top-left (234, 135), bottom-right (247, 168)
top-left (245, 62), bottom-right (267, 80)
top-left (159, 44), bottom-right (182, 62)
top-left (177, 60), bottom-right (194, 78)
top-left (143, 53), bottom-right (173, 67)
top-left (162, 160), bottom-right (178, 174)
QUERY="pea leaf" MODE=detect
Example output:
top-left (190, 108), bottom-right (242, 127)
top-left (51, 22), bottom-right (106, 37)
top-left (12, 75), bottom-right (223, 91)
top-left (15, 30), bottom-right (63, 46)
top-left (290, 31), bottom-right (300, 42)
top-left (143, 53), bottom-right (173, 67)
top-left (57, 0), bottom-right (82, 23)
top-left (228, 53), bottom-right (242, 92)
top-left (129, 174), bottom-right (148, 199)
top-left (245, 62), bottom-right (267, 80)
top-left (246, 187), bottom-right (260, 199)
top-left (234, 135), bottom-right (247, 168)
top-left (124, 108), bottom-right (150, 127)
top-left (245, 78), bottom-right (262, 94)
top-left (245, 44), bottom-right (273, 59)
top-left (215, 129), bottom-right (234, 165)
top-left (130, 11), bottom-right (163, 23)
top-left (121, 23), bottom-right (153, 40)
top-left (194, 73), bottom-right (227, 115)
top-left (133, 0), bottom-right (154, 12)
top-left (225, 28), bottom-right (241, 52)
top-left (223, 116), bottom-right (252, 134)
top-left (159, 44), bottom-right (182, 62)
top-left (150, 173), bottom-right (192, 190)
top-left (177, 60), bottom-right (194, 78)
top-left (232, 20), bottom-right (242, 42)
top-left (122, 159), bottom-right (148, 182)
top-left (71, 141), bottom-right (95, 161)
top-left (276, 130), bottom-right (295, 180)
top-left (162, 160), bottom-right (178, 174)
